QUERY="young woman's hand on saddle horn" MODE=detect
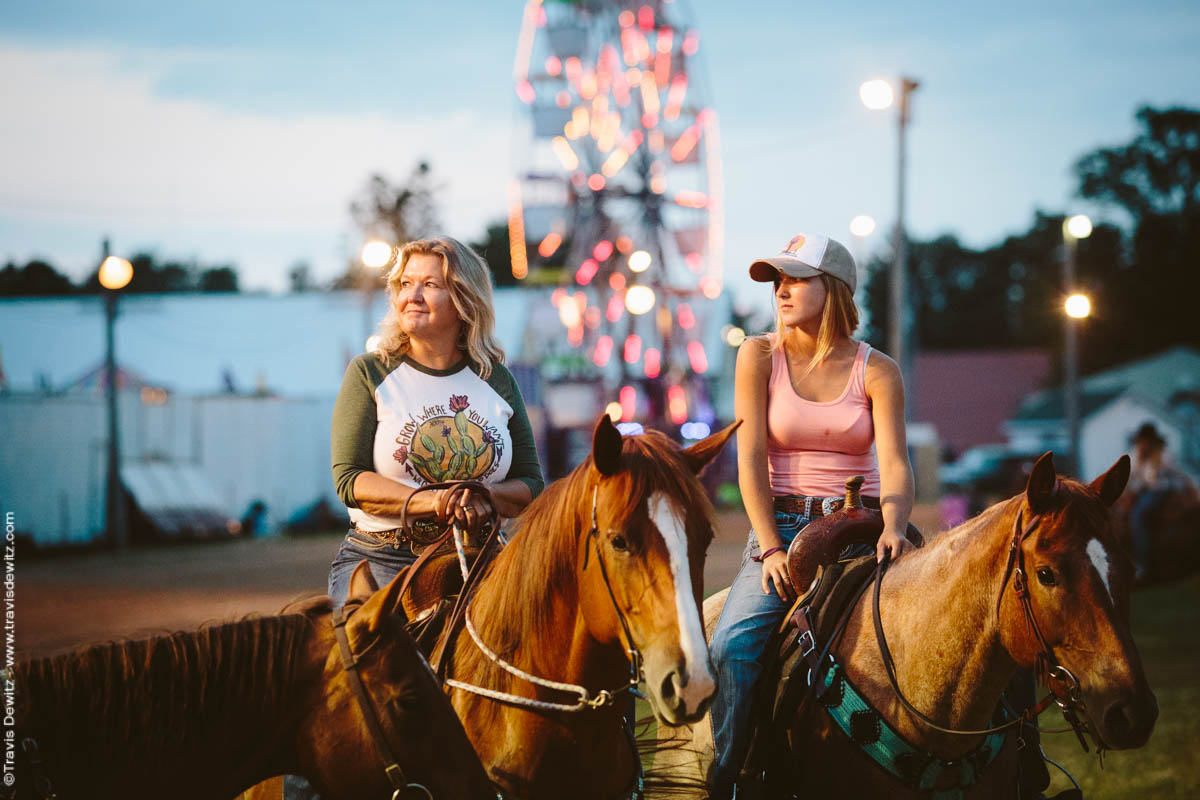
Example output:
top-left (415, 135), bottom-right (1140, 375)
top-left (761, 547), bottom-right (795, 601)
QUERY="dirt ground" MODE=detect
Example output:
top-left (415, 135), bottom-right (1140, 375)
top-left (17, 505), bottom-right (943, 658)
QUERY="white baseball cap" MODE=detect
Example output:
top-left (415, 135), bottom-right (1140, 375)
top-left (749, 233), bottom-right (857, 293)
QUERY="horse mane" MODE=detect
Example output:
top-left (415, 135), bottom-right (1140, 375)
top-left (888, 476), bottom-right (1128, 588)
top-left (15, 598), bottom-right (332, 772)
top-left (456, 429), bottom-right (715, 691)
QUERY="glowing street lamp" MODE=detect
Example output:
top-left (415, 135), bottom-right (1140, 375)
top-left (861, 75), bottom-right (919, 418)
top-left (1065, 294), bottom-right (1091, 319)
top-left (98, 241), bottom-right (132, 550)
top-left (1062, 214), bottom-right (1093, 473)
top-left (849, 215), bottom-right (876, 238)
top-left (361, 240), bottom-right (393, 269)
top-left (360, 240), bottom-right (394, 344)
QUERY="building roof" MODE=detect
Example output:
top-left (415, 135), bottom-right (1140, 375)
top-left (1013, 346), bottom-right (1200, 423)
top-left (913, 349), bottom-right (1052, 452)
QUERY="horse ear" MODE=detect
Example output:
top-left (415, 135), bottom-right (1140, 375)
top-left (681, 420), bottom-right (741, 475)
top-left (1025, 451), bottom-right (1058, 514)
top-left (347, 559), bottom-right (379, 605)
top-left (592, 413), bottom-right (623, 476)
top-left (359, 570), bottom-right (408, 634)
top-left (1089, 454), bottom-right (1131, 506)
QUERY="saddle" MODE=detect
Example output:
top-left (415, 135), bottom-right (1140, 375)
top-left (738, 477), bottom-right (922, 796)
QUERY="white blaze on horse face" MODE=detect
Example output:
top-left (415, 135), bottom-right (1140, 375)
top-left (1087, 538), bottom-right (1113, 603)
top-left (648, 492), bottom-right (716, 709)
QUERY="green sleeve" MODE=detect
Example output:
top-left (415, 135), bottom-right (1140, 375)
top-left (331, 354), bottom-right (387, 508)
top-left (486, 364), bottom-right (545, 499)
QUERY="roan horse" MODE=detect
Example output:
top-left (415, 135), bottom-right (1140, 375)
top-left (659, 453), bottom-right (1158, 798)
top-left (432, 414), bottom-right (737, 799)
top-left (11, 561), bottom-right (495, 800)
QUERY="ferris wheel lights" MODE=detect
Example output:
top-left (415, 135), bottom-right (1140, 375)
top-left (640, 73), bottom-right (661, 113)
top-left (608, 272), bottom-right (626, 290)
top-left (619, 10), bottom-right (635, 28)
top-left (685, 252), bottom-right (703, 271)
top-left (642, 112), bottom-right (659, 129)
top-left (584, 305), bottom-right (602, 329)
top-left (671, 126), bottom-right (701, 162)
top-left (556, 90), bottom-right (571, 108)
top-left (558, 300), bottom-right (582, 329)
top-left (624, 334), bottom-right (643, 364)
top-left (516, 80), bottom-right (535, 104)
top-left (628, 250), bottom-right (652, 272)
top-left (677, 303), bottom-right (696, 330)
top-left (575, 259), bottom-right (600, 285)
top-left (565, 57), bottom-right (582, 81)
top-left (545, 56), bottom-right (562, 76)
top-left (580, 72), bottom-right (598, 100)
top-left (602, 149), bottom-right (630, 177)
top-left (667, 385), bottom-right (688, 425)
top-left (657, 28), bottom-right (674, 54)
top-left (606, 293), bottom-right (625, 322)
top-left (619, 385), bottom-right (638, 419)
top-left (643, 348), bottom-right (662, 379)
top-left (650, 175), bottom-right (667, 194)
top-left (604, 401), bottom-right (623, 421)
top-left (587, 174), bottom-right (607, 191)
top-left (687, 341), bottom-right (709, 374)
top-left (551, 136), bottom-right (580, 171)
top-left (595, 335), bottom-right (614, 367)
top-left (567, 324), bottom-right (584, 348)
top-left (665, 74), bottom-right (688, 121)
top-left (625, 285), bottom-right (657, 314)
top-left (675, 191), bottom-right (708, 209)
top-left (700, 277), bottom-right (722, 299)
top-left (593, 240), bottom-right (614, 261)
top-left (625, 67), bottom-right (643, 86)
top-left (616, 236), bottom-right (634, 254)
top-left (638, 5), bottom-right (655, 31)
top-left (551, 287), bottom-right (567, 307)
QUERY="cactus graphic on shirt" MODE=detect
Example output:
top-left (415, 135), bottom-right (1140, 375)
top-left (399, 394), bottom-right (504, 483)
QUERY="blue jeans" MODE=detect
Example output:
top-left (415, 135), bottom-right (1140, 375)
top-left (283, 530), bottom-right (420, 800)
top-left (1130, 488), bottom-right (1169, 573)
top-left (327, 528), bottom-right (418, 608)
top-left (708, 508), bottom-right (811, 798)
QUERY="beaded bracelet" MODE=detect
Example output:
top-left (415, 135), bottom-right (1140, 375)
top-left (751, 546), bottom-right (784, 563)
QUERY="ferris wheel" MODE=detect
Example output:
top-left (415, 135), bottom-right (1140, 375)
top-left (509, 0), bottom-right (723, 425)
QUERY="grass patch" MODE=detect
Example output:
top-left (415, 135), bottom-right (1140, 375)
top-left (1042, 573), bottom-right (1200, 798)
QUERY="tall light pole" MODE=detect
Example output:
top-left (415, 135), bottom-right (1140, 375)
top-left (361, 240), bottom-right (393, 347)
top-left (98, 240), bottom-right (133, 550)
top-left (1063, 214), bottom-right (1093, 474)
top-left (861, 76), bottom-right (919, 417)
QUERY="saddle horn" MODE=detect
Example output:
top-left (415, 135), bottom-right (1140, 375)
top-left (786, 477), bottom-right (924, 594)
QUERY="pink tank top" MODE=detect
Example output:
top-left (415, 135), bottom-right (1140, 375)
top-left (766, 339), bottom-right (881, 497)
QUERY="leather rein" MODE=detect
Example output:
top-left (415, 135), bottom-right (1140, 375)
top-left (870, 504), bottom-right (1100, 751)
top-left (332, 603), bottom-right (434, 800)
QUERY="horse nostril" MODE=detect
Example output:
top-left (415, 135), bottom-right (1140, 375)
top-left (1102, 700), bottom-right (1136, 742)
top-left (659, 671), bottom-right (678, 703)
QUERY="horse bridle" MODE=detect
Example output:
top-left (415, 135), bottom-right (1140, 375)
top-left (331, 604), bottom-right (434, 800)
top-left (870, 502), bottom-right (1101, 751)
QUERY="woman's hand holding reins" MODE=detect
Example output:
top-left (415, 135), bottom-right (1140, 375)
top-left (446, 487), bottom-right (495, 531)
top-left (761, 549), bottom-right (795, 601)
top-left (876, 526), bottom-right (910, 564)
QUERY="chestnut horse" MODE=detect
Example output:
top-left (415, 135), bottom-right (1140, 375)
top-left (658, 453), bottom-right (1157, 798)
top-left (12, 562), bottom-right (494, 800)
top-left (431, 414), bottom-right (737, 799)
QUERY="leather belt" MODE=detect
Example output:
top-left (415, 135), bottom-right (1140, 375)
top-left (773, 494), bottom-right (881, 516)
top-left (353, 519), bottom-right (442, 550)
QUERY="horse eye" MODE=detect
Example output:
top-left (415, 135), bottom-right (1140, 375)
top-left (611, 534), bottom-right (629, 552)
top-left (1036, 567), bottom-right (1057, 587)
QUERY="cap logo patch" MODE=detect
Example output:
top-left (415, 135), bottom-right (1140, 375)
top-left (779, 233), bottom-right (829, 268)
top-left (783, 234), bottom-right (806, 253)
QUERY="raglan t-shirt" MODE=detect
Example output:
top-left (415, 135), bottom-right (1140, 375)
top-left (331, 352), bottom-right (545, 533)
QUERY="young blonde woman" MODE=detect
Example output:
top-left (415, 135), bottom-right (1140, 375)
top-left (707, 233), bottom-right (915, 798)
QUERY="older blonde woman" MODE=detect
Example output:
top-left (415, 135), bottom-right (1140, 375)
top-left (327, 235), bottom-right (544, 605)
